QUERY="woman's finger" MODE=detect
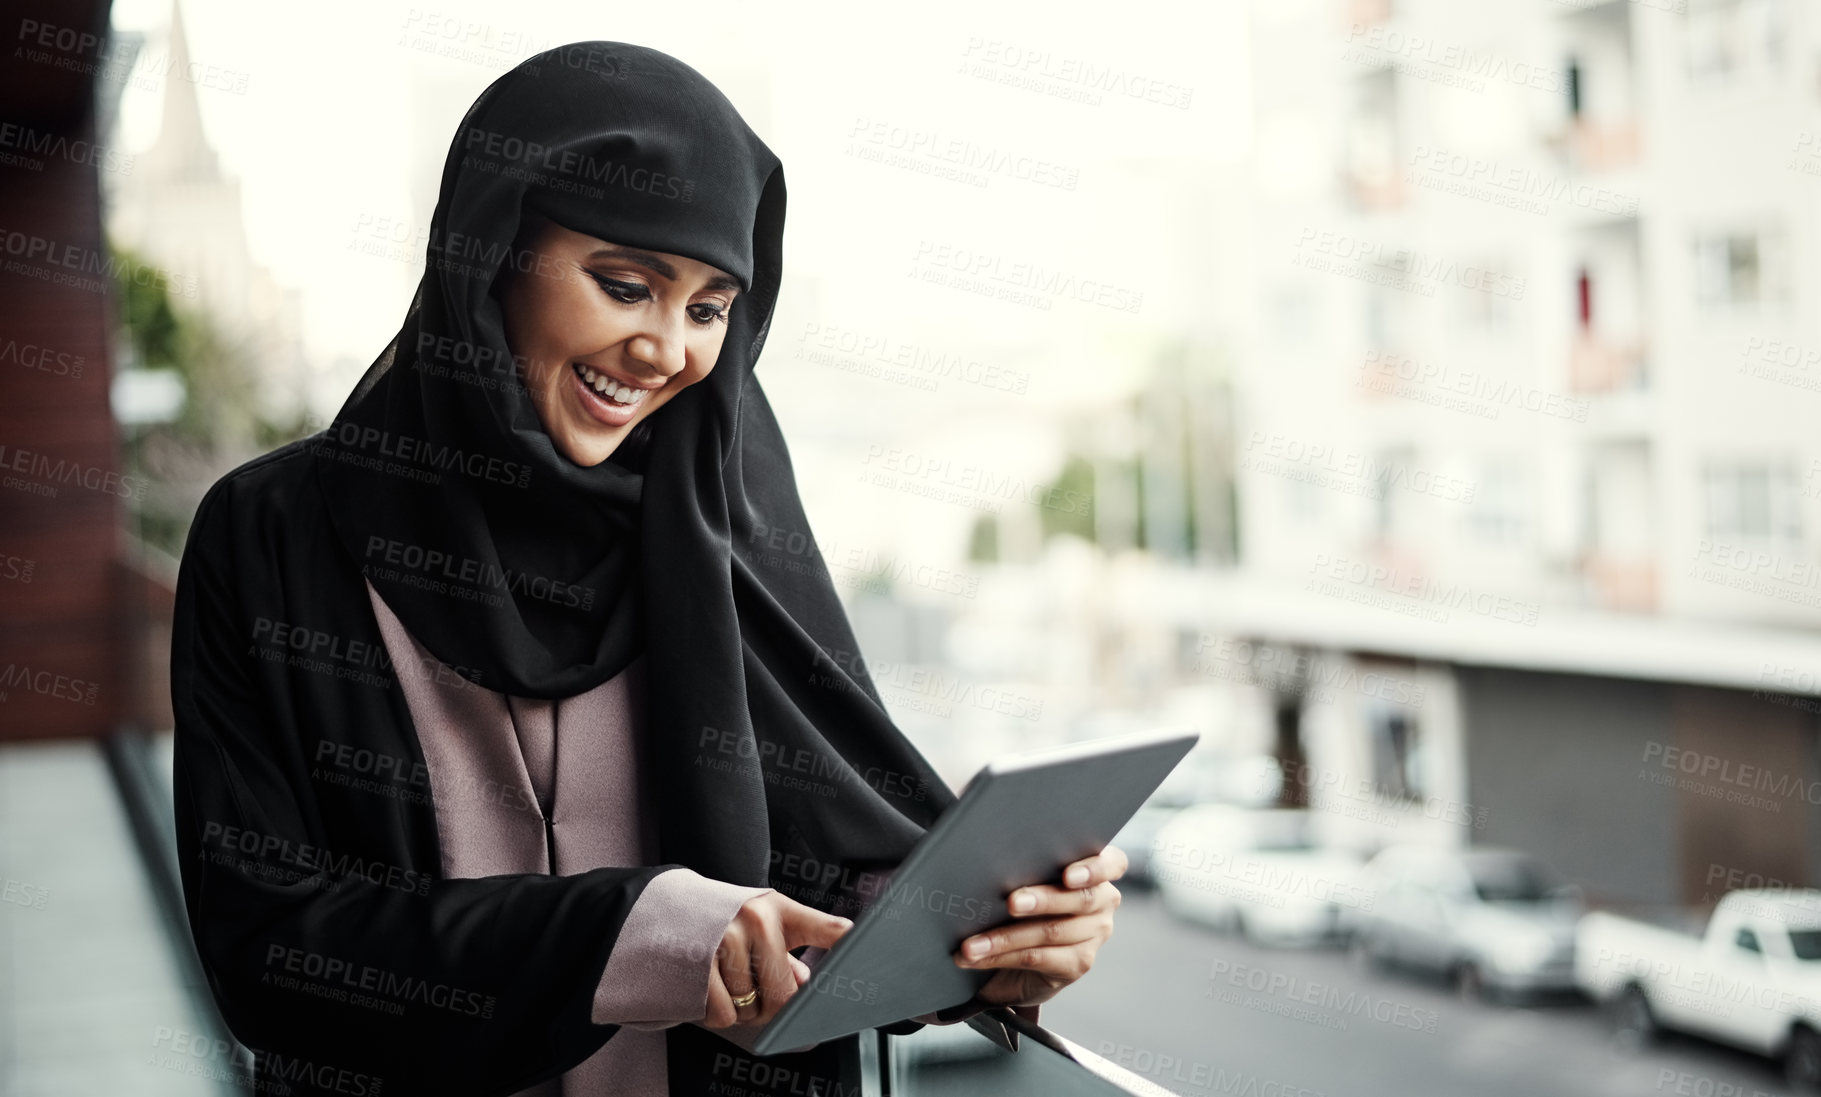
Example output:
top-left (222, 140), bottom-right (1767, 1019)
top-left (961, 940), bottom-right (1097, 982)
top-left (717, 929), bottom-right (759, 1024)
top-left (1060, 845), bottom-right (1128, 889)
top-left (1005, 879), bottom-right (1122, 918)
top-left (956, 912), bottom-right (1107, 967)
top-left (750, 914), bottom-right (798, 1025)
top-left (775, 901), bottom-right (853, 951)
top-left (704, 957), bottom-right (737, 1029)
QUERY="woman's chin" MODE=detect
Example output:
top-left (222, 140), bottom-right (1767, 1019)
top-left (555, 427), bottom-right (627, 467)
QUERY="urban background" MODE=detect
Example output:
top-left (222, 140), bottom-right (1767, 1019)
top-left (4, 0), bottom-right (1821, 1093)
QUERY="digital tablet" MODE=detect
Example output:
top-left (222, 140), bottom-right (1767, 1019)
top-left (750, 725), bottom-right (1200, 1056)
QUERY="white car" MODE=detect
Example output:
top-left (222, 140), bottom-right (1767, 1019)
top-left (1108, 800), bottom-right (1181, 887)
top-left (1348, 844), bottom-right (1580, 1002)
top-left (1577, 888), bottom-right (1821, 1091)
top-left (1150, 804), bottom-right (1365, 946)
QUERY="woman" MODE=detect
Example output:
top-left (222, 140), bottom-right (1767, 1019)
top-left (171, 42), bottom-right (1124, 1097)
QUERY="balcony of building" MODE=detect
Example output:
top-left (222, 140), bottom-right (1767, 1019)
top-left (1547, 1), bottom-right (1642, 174)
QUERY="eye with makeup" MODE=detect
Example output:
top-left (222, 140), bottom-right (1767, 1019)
top-left (588, 271), bottom-right (731, 326)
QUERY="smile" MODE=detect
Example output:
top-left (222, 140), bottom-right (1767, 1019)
top-left (571, 362), bottom-right (655, 408)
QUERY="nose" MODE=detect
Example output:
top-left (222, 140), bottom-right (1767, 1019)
top-left (625, 307), bottom-right (688, 380)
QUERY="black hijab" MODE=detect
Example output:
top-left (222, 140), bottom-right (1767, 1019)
top-left (313, 42), bottom-right (957, 891)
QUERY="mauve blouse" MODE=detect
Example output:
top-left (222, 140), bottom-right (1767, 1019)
top-left (365, 582), bottom-right (960, 1097)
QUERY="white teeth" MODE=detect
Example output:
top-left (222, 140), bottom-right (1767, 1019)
top-left (572, 363), bottom-right (651, 407)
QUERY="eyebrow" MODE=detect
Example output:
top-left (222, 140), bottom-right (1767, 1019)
top-left (587, 246), bottom-right (742, 293)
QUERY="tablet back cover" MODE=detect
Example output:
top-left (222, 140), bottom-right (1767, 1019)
top-left (752, 727), bottom-right (1198, 1055)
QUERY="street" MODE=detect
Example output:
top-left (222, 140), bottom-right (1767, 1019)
top-left (1036, 889), bottom-right (1796, 1097)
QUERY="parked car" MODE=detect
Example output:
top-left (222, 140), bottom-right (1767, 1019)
top-left (1112, 750), bottom-right (1269, 887)
top-left (1576, 889), bottom-right (1821, 1092)
top-left (1151, 804), bottom-right (1364, 946)
top-left (1348, 844), bottom-right (1580, 1002)
top-left (1109, 799), bottom-right (1181, 888)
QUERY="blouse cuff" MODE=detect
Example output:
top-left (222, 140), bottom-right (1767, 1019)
top-left (591, 867), bottom-right (772, 1028)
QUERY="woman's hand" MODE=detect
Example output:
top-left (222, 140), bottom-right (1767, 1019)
top-left (952, 844), bottom-right (1126, 1009)
top-left (702, 892), bottom-right (853, 1030)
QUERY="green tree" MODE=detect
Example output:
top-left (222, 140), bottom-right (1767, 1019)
top-left (114, 240), bottom-right (316, 554)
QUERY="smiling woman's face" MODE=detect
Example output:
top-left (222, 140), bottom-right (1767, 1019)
top-left (498, 215), bottom-right (742, 467)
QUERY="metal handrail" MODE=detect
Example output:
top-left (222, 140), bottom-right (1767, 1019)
top-left (103, 724), bottom-right (250, 1097)
top-left (881, 1007), bottom-right (1187, 1096)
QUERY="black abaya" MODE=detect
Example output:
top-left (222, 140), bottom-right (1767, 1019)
top-left (171, 41), bottom-right (965, 1097)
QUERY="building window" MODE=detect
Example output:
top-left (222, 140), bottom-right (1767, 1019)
top-left (1458, 256), bottom-right (1519, 331)
top-left (1345, 70), bottom-right (1400, 209)
top-left (1703, 461), bottom-right (1801, 545)
top-left (1685, 0), bottom-right (1785, 85)
top-left (1365, 287), bottom-right (1397, 348)
top-left (1368, 703), bottom-right (1426, 802)
top-left (1287, 475), bottom-right (1325, 527)
top-left (1269, 284), bottom-right (1316, 345)
top-left (1467, 462), bottom-right (1527, 547)
top-left (1693, 227), bottom-right (1788, 306)
top-left (1373, 446), bottom-right (1415, 543)
top-left (1584, 440), bottom-right (1656, 555)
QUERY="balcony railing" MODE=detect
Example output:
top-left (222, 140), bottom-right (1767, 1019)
top-left (879, 1008), bottom-right (1186, 1096)
top-left (1580, 553), bottom-right (1658, 613)
top-left (1569, 334), bottom-right (1648, 394)
top-left (1551, 118), bottom-right (1642, 174)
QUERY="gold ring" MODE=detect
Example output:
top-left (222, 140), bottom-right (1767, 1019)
top-left (730, 988), bottom-right (760, 1009)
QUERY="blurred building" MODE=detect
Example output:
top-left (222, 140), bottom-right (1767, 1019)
top-left (104, 0), bottom-right (310, 425)
top-left (1211, 0), bottom-right (1821, 906)
top-left (0, 0), bottom-right (175, 742)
